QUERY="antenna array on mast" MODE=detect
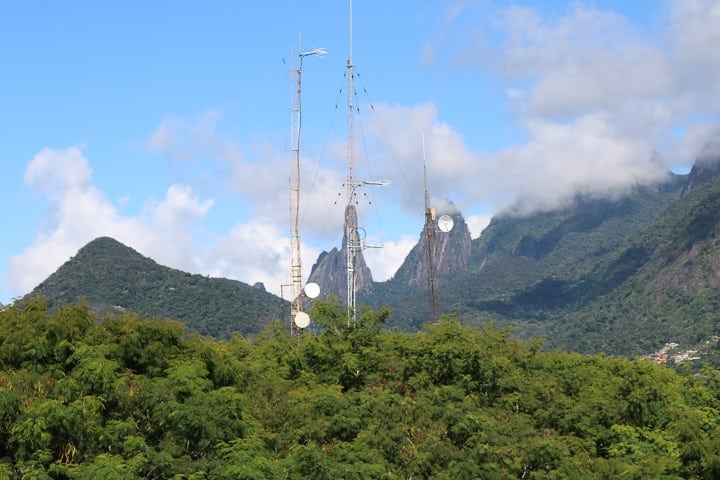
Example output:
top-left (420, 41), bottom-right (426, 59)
top-left (288, 44), bottom-right (325, 339)
top-left (343, 0), bottom-right (389, 321)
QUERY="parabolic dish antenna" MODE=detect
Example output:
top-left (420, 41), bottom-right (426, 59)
top-left (304, 282), bottom-right (321, 299)
top-left (438, 214), bottom-right (454, 233)
top-left (294, 311), bottom-right (311, 329)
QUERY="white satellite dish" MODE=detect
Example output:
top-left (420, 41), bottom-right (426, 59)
top-left (438, 214), bottom-right (454, 233)
top-left (294, 311), bottom-right (311, 329)
top-left (304, 282), bottom-right (321, 299)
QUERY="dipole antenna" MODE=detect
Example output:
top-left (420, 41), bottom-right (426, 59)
top-left (343, 0), bottom-right (389, 322)
top-left (289, 43), bottom-right (325, 339)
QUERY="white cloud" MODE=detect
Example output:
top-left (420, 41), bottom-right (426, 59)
top-left (669, 125), bottom-right (720, 168)
top-left (145, 111), bottom-right (348, 242)
top-left (490, 114), bottom-right (669, 214)
top-left (364, 234), bottom-right (417, 282)
top-left (466, 213), bottom-right (492, 239)
top-left (9, 147), bottom-right (147, 295)
top-left (696, 131), bottom-right (720, 166)
top-left (493, 5), bottom-right (673, 119)
top-left (229, 141), bottom-right (347, 239)
top-left (202, 220), bottom-right (288, 290)
top-left (201, 220), bottom-right (322, 294)
top-left (146, 110), bottom-right (241, 163)
top-left (24, 146), bottom-right (92, 196)
top-left (152, 184), bottom-right (214, 228)
top-left (357, 102), bottom-right (477, 214)
top-left (4, 146), bottom-right (300, 299)
top-left (668, 0), bottom-right (720, 112)
top-left (409, 0), bottom-right (720, 218)
top-left (669, 0), bottom-right (720, 68)
top-left (357, 101), bottom-right (667, 220)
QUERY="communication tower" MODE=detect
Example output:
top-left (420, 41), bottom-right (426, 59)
top-left (343, 0), bottom-right (389, 321)
top-left (422, 135), bottom-right (453, 324)
top-left (288, 45), bottom-right (325, 338)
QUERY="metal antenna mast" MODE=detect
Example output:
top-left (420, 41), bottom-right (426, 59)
top-left (289, 44), bottom-right (325, 339)
top-left (343, 0), bottom-right (389, 322)
top-left (346, 0), bottom-right (355, 200)
top-left (345, 0), bottom-right (356, 320)
top-left (423, 135), bottom-right (440, 324)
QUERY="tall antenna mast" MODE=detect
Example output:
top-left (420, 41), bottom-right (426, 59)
top-left (421, 135), bottom-right (454, 324)
top-left (343, 0), bottom-right (389, 321)
top-left (423, 135), bottom-right (440, 324)
top-left (289, 43), bottom-right (325, 339)
top-left (345, 0), bottom-right (357, 320)
top-left (346, 0), bottom-right (355, 199)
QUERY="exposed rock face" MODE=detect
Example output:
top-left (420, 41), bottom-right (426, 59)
top-left (307, 205), bottom-right (373, 302)
top-left (393, 209), bottom-right (472, 289)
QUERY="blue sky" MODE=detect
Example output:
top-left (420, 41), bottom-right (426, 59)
top-left (2, 1), bottom-right (720, 304)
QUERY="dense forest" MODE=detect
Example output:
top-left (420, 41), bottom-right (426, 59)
top-left (2, 298), bottom-right (720, 479)
top-left (29, 237), bottom-right (282, 339)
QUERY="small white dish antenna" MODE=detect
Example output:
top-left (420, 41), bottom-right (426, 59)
top-left (304, 282), bottom-right (321, 299)
top-left (294, 311), bottom-right (311, 329)
top-left (438, 214), bottom-right (454, 233)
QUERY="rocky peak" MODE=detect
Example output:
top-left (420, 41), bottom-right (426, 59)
top-left (307, 205), bottom-right (373, 301)
top-left (392, 208), bottom-right (472, 289)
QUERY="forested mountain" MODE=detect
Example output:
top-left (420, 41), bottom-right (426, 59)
top-left (372, 157), bottom-right (720, 357)
top-left (555, 165), bottom-right (720, 355)
top-left (370, 174), bottom-right (687, 335)
top-left (27, 237), bottom-right (283, 338)
top-left (2, 299), bottom-right (720, 478)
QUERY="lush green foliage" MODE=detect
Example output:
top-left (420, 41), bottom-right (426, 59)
top-left (28, 237), bottom-right (282, 339)
top-left (2, 298), bottom-right (720, 478)
top-left (373, 180), bottom-right (687, 335)
top-left (547, 173), bottom-right (720, 356)
top-left (373, 172), bottom-right (720, 359)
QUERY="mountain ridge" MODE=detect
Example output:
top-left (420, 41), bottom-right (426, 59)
top-left (20, 147), bottom-right (720, 359)
top-left (28, 236), bottom-right (283, 338)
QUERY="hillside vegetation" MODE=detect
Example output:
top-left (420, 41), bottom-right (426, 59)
top-left (373, 169), bottom-right (720, 358)
top-left (29, 237), bottom-right (283, 339)
top-left (2, 298), bottom-right (720, 478)
top-left (550, 173), bottom-right (720, 355)
top-left (374, 177), bottom-right (688, 343)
